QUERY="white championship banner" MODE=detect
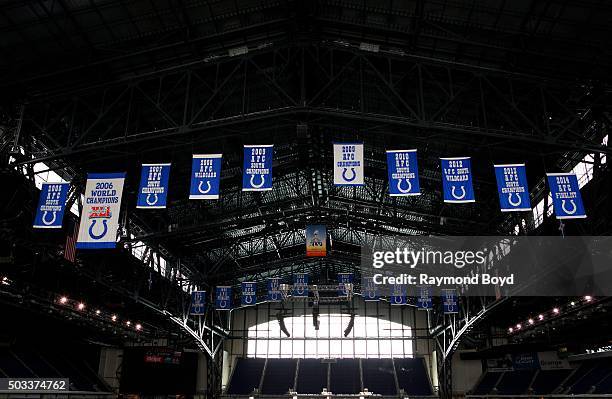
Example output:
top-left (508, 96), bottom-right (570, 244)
top-left (76, 173), bottom-right (126, 249)
top-left (333, 143), bottom-right (364, 186)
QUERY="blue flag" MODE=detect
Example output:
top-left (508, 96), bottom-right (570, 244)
top-left (442, 289), bottom-right (458, 314)
top-left (215, 286), bottom-right (232, 310)
top-left (33, 182), bottom-right (70, 229)
top-left (190, 291), bottom-right (206, 315)
top-left (441, 157), bottom-right (475, 203)
top-left (190, 154), bottom-right (222, 199)
top-left (417, 286), bottom-right (433, 310)
top-left (137, 163), bottom-right (171, 209)
top-left (267, 278), bottom-right (282, 302)
top-left (391, 284), bottom-right (407, 305)
top-left (494, 164), bottom-right (531, 212)
top-left (337, 273), bottom-right (353, 297)
top-left (293, 273), bottom-right (309, 297)
top-left (243, 145), bottom-right (273, 191)
top-left (241, 282), bottom-right (257, 306)
top-left (547, 173), bottom-right (587, 219)
top-left (387, 150), bottom-right (420, 196)
top-left (362, 276), bottom-right (379, 301)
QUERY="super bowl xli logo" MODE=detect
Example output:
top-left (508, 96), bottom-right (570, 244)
top-left (88, 206), bottom-right (111, 240)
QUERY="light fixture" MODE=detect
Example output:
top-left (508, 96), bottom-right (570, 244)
top-left (59, 296), bottom-right (68, 304)
top-left (585, 295), bottom-right (593, 302)
top-left (111, 315), bottom-right (117, 322)
top-left (95, 310), bottom-right (101, 315)
top-left (126, 321), bottom-right (131, 327)
top-left (553, 308), bottom-right (559, 314)
top-left (538, 314), bottom-right (544, 321)
top-left (77, 302), bottom-right (85, 311)
top-left (570, 301), bottom-right (575, 306)
top-left (135, 324), bottom-right (142, 331)
top-left (528, 318), bottom-right (534, 325)
top-left (508, 327), bottom-right (513, 333)
top-left (516, 323), bottom-right (522, 329)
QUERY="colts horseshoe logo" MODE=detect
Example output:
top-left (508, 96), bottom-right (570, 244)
top-left (218, 300), bottom-right (227, 308)
top-left (41, 211), bottom-right (57, 226)
top-left (296, 285), bottom-right (305, 295)
top-left (342, 167), bottom-right (357, 182)
top-left (250, 174), bottom-right (266, 189)
top-left (367, 290), bottom-right (376, 299)
top-left (396, 178), bottom-right (412, 194)
top-left (507, 192), bottom-right (522, 207)
top-left (88, 219), bottom-right (108, 240)
top-left (393, 295), bottom-right (403, 304)
top-left (561, 199), bottom-right (577, 215)
top-left (243, 295), bottom-right (253, 304)
top-left (145, 193), bottom-right (158, 206)
top-left (198, 180), bottom-right (212, 194)
top-left (451, 185), bottom-right (467, 200)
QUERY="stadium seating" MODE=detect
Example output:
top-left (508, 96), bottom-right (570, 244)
top-left (227, 358), bottom-right (266, 395)
top-left (0, 346), bottom-right (107, 391)
top-left (361, 359), bottom-right (397, 395)
top-left (261, 358), bottom-right (297, 394)
top-left (329, 359), bottom-right (361, 394)
top-left (295, 359), bottom-right (328, 394)
top-left (495, 370), bottom-right (535, 395)
top-left (394, 358), bottom-right (433, 396)
top-left (471, 371), bottom-right (502, 395)
top-left (531, 369), bottom-right (572, 394)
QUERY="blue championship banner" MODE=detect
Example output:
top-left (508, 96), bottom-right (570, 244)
top-left (387, 150), bottom-right (420, 196)
top-left (337, 273), bottom-right (353, 296)
top-left (333, 143), bottom-right (364, 186)
top-left (417, 286), bottom-right (433, 310)
top-left (362, 276), bottom-right (379, 301)
top-left (391, 284), bottom-right (407, 305)
top-left (215, 286), bottom-right (232, 310)
top-left (293, 273), bottom-right (309, 297)
top-left (190, 291), bottom-right (206, 315)
top-left (547, 173), bottom-right (587, 219)
top-left (443, 289), bottom-right (459, 314)
top-left (243, 145), bottom-right (273, 191)
top-left (441, 157), bottom-right (475, 203)
top-left (267, 278), bottom-right (282, 302)
top-left (137, 163), bottom-right (171, 209)
top-left (241, 282), bottom-right (257, 306)
top-left (494, 164), bottom-right (531, 212)
top-left (33, 182), bottom-right (70, 229)
top-left (76, 173), bottom-right (126, 249)
top-left (190, 154), bottom-right (222, 199)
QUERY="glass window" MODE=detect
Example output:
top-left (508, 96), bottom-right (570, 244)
top-left (246, 313), bottom-right (413, 359)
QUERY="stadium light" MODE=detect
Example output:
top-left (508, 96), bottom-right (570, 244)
top-left (95, 309), bottom-right (101, 315)
top-left (570, 301), bottom-right (576, 306)
top-left (585, 295), bottom-right (593, 302)
top-left (77, 302), bottom-right (85, 311)
top-left (59, 296), bottom-right (68, 304)
top-left (516, 323), bottom-right (522, 329)
top-left (538, 314), bottom-right (544, 321)
top-left (528, 318), bottom-right (534, 325)
top-left (111, 315), bottom-right (117, 322)
top-left (135, 323), bottom-right (142, 331)
top-left (553, 308), bottom-right (559, 314)
top-left (126, 321), bottom-right (131, 327)
top-left (508, 327), bottom-right (513, 333)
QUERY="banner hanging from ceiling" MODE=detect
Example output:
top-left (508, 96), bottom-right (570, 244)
top-left (33, 182), bottom-right (70, 229)
top-left (547, 173), bottom-right (587, 219)
top-left (333, 143), bottom-right (364, 186)
top-left (306, 225), bottom-right (327, 257)
top-left (494, 164), bottom-right (531, 212)
top-left (76, 173), bottom-right (125, 249)
top-left (386, 150), bottom-right (421, 196)
top-left (293, 273), bottom-right (309, 297)
top-left (442, 289), bottom-right (459, 314)
top-left (241, 282), bottom-right (257, 306)
top-left (267, 278), bottom-right (282, 302)
top-left (362, 276), bottom-right (379, 301)
top-left (215, 286), bottom-right (232, 310)
top-left (190, 154), bottom-right (222, 199)
top-left (337, 273), bottom-right (353, 297)
top-left (417, 286), bottom-right (433, 310)
top-left (137, 163), bottom-right (171, 208)
top-left (441, 157), bottom-right (475, 203)
top-left (391, 284), bottom-right (407, 305)
top-left (189, 291), bottom-right (206, 315)
top-left (243, 145), bottom-right (273, 191)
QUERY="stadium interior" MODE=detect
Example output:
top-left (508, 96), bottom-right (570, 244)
top-left (1, 0), bottom-right (612, 398)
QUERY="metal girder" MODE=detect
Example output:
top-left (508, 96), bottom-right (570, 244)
top-left (13, 41), bottom-right (610, 169)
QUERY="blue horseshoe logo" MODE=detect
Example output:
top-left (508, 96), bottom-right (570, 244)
top-left (244, 295), bottom-right (253, 304)
top-left (508, 192), bottom-right (522, 207)
top-left (41, 211), bottom-right (57, 226)
top-left (342, 167), bottom-right (357, 182)
top-left (218, 300), bottom-right (227, 309)
top-left (561, 199), bottom-right (577, 215)
top-left (89, 219), bottom-right (108, 240)
top-left (397, 178), bottom-right (412, 194)
top-left (250, 174), bottom-right (266, 189)
top-left (198, 180), bottom-right (212, 194)
top-left (451, 185), bottom-right (467, 200)
top-left (146, 193), bottom-right (158, 206)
